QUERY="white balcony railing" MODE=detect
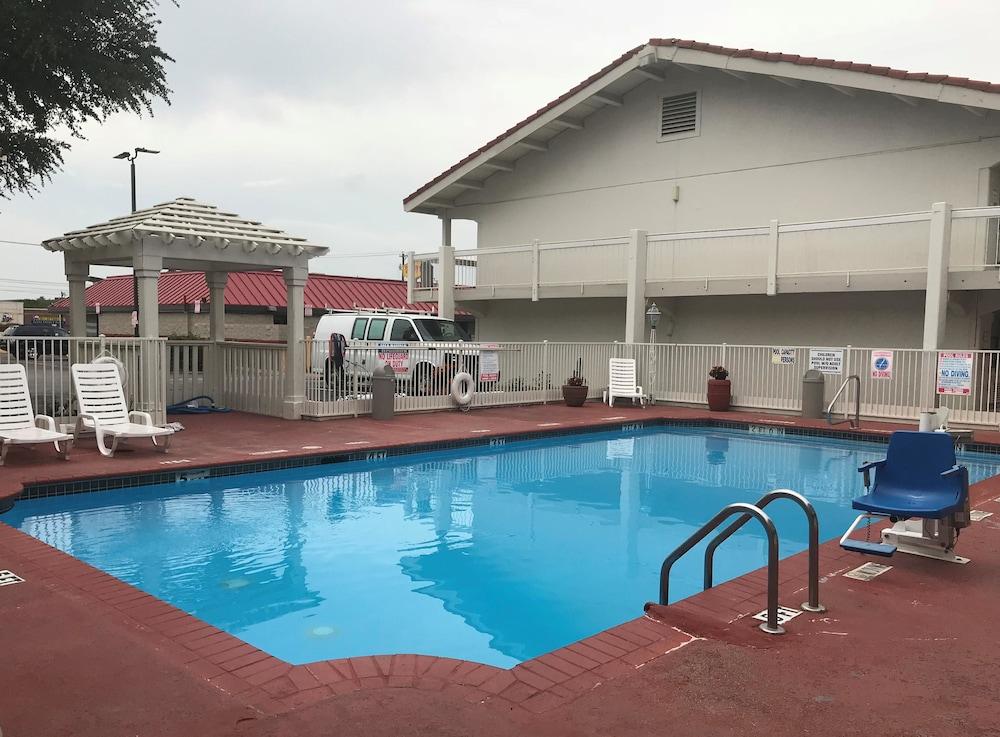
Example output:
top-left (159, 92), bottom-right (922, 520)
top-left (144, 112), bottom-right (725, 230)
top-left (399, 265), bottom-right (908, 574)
top-left (410, 203), bottom-right (1000, 301)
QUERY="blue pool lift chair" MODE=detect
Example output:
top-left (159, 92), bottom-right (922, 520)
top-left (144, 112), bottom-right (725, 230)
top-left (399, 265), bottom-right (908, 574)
top-left (840, 431), bottom-right (971, 564)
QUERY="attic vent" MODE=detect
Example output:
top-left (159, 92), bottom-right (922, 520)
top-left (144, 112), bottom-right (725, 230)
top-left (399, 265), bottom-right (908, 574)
top-left (660, 91), bottom-right (699, 138)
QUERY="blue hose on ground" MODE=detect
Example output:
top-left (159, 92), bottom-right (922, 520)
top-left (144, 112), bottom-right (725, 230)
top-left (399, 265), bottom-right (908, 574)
top-left (166, 395), bottom-right (232, 414)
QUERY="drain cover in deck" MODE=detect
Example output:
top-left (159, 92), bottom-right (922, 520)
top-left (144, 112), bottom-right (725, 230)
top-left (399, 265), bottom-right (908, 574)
top-left (843, 562), bottom-right (892, 581)
top-left (753, 606), bottom-right (801, 626)
top-left (0, 570), bottom-right (25, 587)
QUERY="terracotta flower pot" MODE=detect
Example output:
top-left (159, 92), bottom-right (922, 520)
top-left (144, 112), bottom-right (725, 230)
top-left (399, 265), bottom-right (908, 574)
top-left (707, 379), bottom-right (731, 412)
top-left (562, 384), bottom-right (588, 407)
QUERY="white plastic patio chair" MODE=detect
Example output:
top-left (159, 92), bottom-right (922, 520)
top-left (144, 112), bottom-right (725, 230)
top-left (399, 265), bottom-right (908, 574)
top-left (0, 364), bottom-right (74, 465)
top-left (71, 362), bottom-right (173, 457)
top-left (607, 358), bottom-right (645, 408)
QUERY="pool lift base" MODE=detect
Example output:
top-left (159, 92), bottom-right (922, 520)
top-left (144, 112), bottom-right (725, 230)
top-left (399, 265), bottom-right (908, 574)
top-left (840, 514), bottom-right (970, 564)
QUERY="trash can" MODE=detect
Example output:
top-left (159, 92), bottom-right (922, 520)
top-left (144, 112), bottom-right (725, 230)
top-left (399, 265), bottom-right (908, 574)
top-left (801, 369), bottom-right (825, 419)
top-left (371, 364), bottom-right (396, 420)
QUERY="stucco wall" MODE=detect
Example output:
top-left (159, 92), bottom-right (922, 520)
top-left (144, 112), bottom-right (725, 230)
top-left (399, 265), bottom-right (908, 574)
top-left (453, 71), bottom-right (1000, 245)
top-left (470, 291), bottom-right (980, 349)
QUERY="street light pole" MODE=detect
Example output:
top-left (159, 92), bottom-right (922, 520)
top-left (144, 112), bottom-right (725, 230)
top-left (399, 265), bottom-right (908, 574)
top-left (114, 147), bottom-right (160, 336)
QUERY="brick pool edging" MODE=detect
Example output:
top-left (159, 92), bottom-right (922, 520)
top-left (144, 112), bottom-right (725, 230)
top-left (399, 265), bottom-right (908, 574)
top-left (0, 519), bottom-right (703, 716)
top-left (13, 412), bottom-right (1000, 506)
top-left (3, 410), bottom-right (1000, 716)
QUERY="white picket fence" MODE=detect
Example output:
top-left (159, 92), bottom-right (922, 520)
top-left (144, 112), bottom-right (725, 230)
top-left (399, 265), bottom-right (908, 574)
top-left (159, 339), bottom-right (1000, 427)
top-left (166, 340), bottom-right (286, 416)
top-left (1, 336), bottom-right (167, 424)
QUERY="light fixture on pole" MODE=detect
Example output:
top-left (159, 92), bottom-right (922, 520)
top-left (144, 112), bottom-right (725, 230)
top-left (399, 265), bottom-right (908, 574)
top-left (646, 302), bottom-right (662, 405)
top-left (114, 147), bottom-right (160, 335)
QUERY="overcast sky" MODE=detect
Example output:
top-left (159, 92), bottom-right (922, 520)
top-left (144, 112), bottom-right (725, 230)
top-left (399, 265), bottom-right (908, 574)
top-left (2, 0), bottom-right (998, 299)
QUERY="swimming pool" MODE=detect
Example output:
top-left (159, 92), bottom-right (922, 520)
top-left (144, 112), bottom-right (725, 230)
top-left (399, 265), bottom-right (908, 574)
top-left (5, 426), bottom-right (999, 668)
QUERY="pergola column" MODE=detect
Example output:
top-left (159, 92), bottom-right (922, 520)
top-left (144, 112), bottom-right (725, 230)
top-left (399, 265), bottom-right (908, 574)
top-left (206, 271), bottom-right (228, 342)
top-left (64, 257), bottom-right (89, 337)
top-left (282, 266), bottom-right (307, 420)
top-left (206, 271), bottom-right (228, 401)
top-left (133, 253), bottom-right (163, 339)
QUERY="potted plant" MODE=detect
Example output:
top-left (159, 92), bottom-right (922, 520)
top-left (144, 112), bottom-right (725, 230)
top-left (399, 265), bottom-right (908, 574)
top-left (707, 365), bottom-right (731, 411)
top-left (562, 374), bottom-right (588, 407)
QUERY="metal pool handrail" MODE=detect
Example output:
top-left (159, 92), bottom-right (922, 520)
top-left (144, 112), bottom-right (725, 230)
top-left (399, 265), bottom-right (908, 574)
top-left (704, 489), bottom-right (826, 614)
top-left (827, 374), bottom-right (861, 429)
top-left (657, 502), bottom-right (785, 634)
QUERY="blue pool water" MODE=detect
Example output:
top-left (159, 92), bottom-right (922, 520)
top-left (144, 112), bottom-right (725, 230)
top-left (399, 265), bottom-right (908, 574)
top-left (5, 427), bottom-right (1000, 667)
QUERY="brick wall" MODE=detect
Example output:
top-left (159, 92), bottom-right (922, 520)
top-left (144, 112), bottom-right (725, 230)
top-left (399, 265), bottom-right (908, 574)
top-left (96, 311), bottom-right (322, 341)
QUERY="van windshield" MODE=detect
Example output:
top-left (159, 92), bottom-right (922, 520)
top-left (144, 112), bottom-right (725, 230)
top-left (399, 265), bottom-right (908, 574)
top-left (414, 319), bottom-right (469, 342)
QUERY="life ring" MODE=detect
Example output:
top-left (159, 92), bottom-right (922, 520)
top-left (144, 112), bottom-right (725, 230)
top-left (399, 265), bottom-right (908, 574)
top-left (450, 372), bottom-right (475, 408)
top-left (94, 354), bottom-right (128, 389)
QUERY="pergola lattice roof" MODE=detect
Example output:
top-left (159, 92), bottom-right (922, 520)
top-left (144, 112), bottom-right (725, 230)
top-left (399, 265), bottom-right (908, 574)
top-left (42, 197), bottom-right (328, 258)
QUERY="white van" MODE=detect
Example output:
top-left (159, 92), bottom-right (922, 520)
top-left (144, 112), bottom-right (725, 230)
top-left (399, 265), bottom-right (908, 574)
top-left (310, 311), bottom-right (475, 393)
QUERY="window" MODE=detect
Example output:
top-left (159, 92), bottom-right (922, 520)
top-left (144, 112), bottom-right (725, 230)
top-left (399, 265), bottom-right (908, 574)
top-left (351, 318), bottom-right (368, 339)
top-left (367, 317), bottom-right (387, 340)
top-left (659, 91), bottom-right (699, 140)
top-left (390, 319), bottom-right (419, 341)
top-left (414, 319), bottom-right (469, 342)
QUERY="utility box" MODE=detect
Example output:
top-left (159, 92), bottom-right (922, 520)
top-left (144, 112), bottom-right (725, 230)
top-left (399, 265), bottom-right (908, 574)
top-left (801, 369), bottom-right (826, 419)
top-left (371, 364), bottom-right (396, 420)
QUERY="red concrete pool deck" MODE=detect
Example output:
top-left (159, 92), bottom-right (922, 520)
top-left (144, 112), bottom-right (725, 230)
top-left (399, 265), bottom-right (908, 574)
top-left (2, 403), bottom-right (1000, 736)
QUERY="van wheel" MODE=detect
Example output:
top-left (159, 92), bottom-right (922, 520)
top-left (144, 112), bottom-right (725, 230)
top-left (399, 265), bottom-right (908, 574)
top-left (413, 363), bottom-right (434, 396)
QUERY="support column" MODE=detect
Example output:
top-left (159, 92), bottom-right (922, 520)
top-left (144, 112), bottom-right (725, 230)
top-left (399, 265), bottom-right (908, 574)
top-left (438, 214), bottom-right (455, 320)
top-left (133, 254), bottom-right (163, 339)
top-left (624, 229), bottom-right (648, 343)
top-left (206, 271), bottom-right (228, 342)
top-left (64, 256), bottom-right (89, 337)
top-left (405, 251), bottom-right (416, 304)
top-left (923, 202), bottom-right (953, 350)
top-left (283, 266), bottom-right (307, 420)
top-left (206, 271), bottom-right (228, 401)
top-left (438, 245), bottom-right (456, 321)
top-left (766, 219), bottom-right (780, 296)
top-left (132, 253), bottom-right (162, 415)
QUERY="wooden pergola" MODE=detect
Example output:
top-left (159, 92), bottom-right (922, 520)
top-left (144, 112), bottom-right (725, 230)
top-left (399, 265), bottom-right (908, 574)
top-left (42, 197), bottom-right (329, 419)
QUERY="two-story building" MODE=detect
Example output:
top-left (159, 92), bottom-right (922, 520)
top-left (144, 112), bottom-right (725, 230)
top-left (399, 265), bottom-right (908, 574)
top-left (403, 39), bottom-right (1000, 350)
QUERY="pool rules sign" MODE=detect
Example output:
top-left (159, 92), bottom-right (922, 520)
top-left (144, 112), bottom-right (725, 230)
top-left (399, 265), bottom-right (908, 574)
top-left (937, 351), bottom-right (974, 395)
top-left (870, 350), bottom-right (893, 380)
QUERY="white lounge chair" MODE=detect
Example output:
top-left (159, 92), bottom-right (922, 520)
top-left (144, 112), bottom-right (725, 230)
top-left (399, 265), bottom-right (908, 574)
top-left (71, 363), bottom-right (173, 457)
top-left (0, 364), bottom-right (74, 465)
top-left (607, 358), bottom-right (645, 408)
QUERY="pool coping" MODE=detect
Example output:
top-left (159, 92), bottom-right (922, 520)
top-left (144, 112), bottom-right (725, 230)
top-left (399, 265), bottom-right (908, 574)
top-left (3, 410), bottom-right (1000, 716)
top-left (13, 414), bottom-right (1000, 503)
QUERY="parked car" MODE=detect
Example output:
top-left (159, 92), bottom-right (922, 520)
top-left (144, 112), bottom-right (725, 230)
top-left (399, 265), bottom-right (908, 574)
top-left (311, 311), bottom-right (477, 394)
top-left (0, 323), bottom-right (70, 359)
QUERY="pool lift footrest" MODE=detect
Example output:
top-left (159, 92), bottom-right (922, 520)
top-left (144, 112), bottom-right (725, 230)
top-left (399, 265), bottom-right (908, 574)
top-left (839, 514), bottom-right (897, 557)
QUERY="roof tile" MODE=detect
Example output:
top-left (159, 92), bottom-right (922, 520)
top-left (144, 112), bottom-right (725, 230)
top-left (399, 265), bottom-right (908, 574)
top-left (51, 271), bottom-right (443, 314)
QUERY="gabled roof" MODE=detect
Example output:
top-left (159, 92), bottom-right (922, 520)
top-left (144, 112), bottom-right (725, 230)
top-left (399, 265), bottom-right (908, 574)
top-left (404, 38), bottom-right (1000, 213)
top-left (50, 271), bottom-right (443, 313)
top-left (42, 197), bottom-right (328, 257)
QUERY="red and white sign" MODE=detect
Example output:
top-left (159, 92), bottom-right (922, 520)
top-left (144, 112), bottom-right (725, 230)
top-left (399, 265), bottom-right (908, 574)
top-left (870, 350), bottom-right (893, 380)
top-left (479, 343), bottom-right (500, 382)
top-left (937, 351), bottom-right (974, 395)
top-left (377, 342), bottom-right (410, 372)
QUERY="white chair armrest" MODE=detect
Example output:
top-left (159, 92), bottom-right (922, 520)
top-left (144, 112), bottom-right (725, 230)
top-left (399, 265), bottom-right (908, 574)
top-left (75, 412), bottom-right (100, 437)
top-left (35, 414), bottom-right (56, 432)
top-left (129, 411), bottom-right (154, 426)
